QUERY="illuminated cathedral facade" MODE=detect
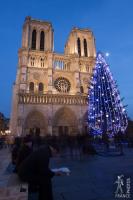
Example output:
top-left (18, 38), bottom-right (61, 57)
top-left (10, 16), bottom-right (96, 136)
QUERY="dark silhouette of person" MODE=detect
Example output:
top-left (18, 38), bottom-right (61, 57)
top-left (32, 128), bottom-right (41, 150)
top-left (11, 137), bottom-right (21, 165)
top-left (114, 130), bottom-right (124, 155)
top-left (15, 136), bottom-right (32, 172)
top-left (102, 132), bottom-right (109, 152)
top-left (18, 144), bottom-right (60, 200)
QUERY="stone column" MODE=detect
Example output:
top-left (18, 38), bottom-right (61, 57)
top-left (48, 125), bottom-right (53, 135)
top-left (73, 31), bottom-right (77, 54)
top-left (48, 116), bottom-right (53, 135)
top-left (22, 18), bottom-right (30, 49)
top-left (10, 84), bottom-right (18, 136)
top-left (16, 125), bottom-right (23, 137)
top-left (75, 72), bottom-right (81, 93)
top-left (78, 118), bottom-right (83, 134)
top-left (49, 28), bottom-right (53, 51)
top-left (47, 53), bottom-right (53, 93)
top-left (36, 30), bottom-right (40, 50)
top-left (45, 30), bottom-right (49, 51)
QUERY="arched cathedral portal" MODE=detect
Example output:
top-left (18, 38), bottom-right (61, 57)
top-left (53, 107), bottom-right (78, 135)
top-left (24, 111), bottom-right (48, 136)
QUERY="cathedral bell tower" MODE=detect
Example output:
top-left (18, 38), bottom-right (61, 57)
top-left (64, 27), bottom-right (96, 94)
top-left (65, 27), bottom-right (96, 57)
top-left (10, 16), bottom-right (54, 135)
top-left (22, 16), bottom-right (53, 51)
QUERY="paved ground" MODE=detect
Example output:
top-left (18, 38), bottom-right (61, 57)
top-left (0, 148), bottom-right (10, 187)
top-left (0, 147), bottom-right (133, 200)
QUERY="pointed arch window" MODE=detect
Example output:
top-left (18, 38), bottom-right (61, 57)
top-left (29, 82), bottom-right (34, 92)
top-left (38, 82), bottom-right (44, 93)
top-left (30, 57), bottom-right (35, 66)
top-left (40, 31), bottom-right (45, 51)
top-left (84, 39), bottom-right (88, 57)
top-left (77, 38), bottom-right (81, 56)
top-left (40, 58), bottom-right (45, 67)
top-left (31, 30), bottom-right (36, 50)
top-left (80, 86), bottom-right (84, 93)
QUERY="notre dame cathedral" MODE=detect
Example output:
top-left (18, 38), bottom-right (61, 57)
top-left (10, 16), bottom-right (96, 136)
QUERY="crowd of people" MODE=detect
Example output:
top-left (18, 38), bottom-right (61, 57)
top-left (0, 130), bottom-right (129, 200)
top-left (9, 132), bottom-right (97, 200)
top-left (11, 133), bottom-right (97, 167)
top-left (0, 134), bottom-right (14, 149)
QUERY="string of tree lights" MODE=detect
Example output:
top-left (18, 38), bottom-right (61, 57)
top-left (88, 52), bottom-right (128, 136)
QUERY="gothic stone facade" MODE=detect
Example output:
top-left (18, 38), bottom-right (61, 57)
top-left (10, 16), bottom-right (96, 136)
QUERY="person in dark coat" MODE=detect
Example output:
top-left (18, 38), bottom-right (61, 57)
top-left (11, 137), bottom-right (21, 165)
top-left (18, 144), bottom-right (61, 200)
top-left (32, 129), bottom-right (42, 150)
top-left (15, 136), bottom-right (32, 172)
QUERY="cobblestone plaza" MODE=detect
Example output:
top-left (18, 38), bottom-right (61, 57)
top-left (0, 147), bottom-right (132, 200)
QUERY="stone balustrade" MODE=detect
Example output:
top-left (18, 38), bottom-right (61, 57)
top-left (18, 93), bottom-right (88, 105)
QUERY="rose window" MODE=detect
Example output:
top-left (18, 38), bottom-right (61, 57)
top-left (54, 77), bottom-right (71, 93)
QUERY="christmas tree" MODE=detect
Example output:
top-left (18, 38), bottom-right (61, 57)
top-left (88, 52), bottom-right (128, 136)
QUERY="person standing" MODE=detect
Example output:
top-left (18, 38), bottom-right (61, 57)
top-left (114, 130), bottom-right (124, 155)
top-left (15, 136), bottom-right (32, 172)
top-left (18, 144), bottom-right (61, 200)
top-left (102, 132), bottom-right (109, 152)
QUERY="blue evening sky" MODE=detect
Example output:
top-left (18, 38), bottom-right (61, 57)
top-left (0, 0), bottom-right (133, 119)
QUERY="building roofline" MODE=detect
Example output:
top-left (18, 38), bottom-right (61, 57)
top-left (72, 27), bottom-right (92, 33)
top-left (25, 16), bottom-right (52, 26)
top-left (65, 26), bottom-right (94, 47)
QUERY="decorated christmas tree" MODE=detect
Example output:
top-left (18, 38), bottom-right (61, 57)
top-left (88, 52), bottom-right (128, 136)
